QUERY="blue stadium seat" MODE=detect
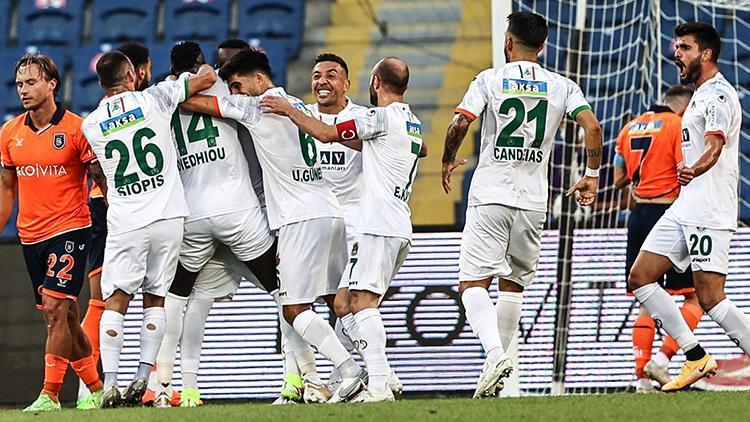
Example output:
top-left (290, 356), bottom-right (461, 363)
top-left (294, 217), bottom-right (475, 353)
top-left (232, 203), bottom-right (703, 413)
top-left (91, 1), bottom-right (158, 45)
top-left (0, 2), bottom-right (12, 48)
top-left (164, 0), bottom-right (231, 43)
top-left (70, 45), bottom-right (113, 116)
top-left (18, 0), bottom-right (84, 47)
top-left (0, 46), bottom-right (67, 121)
top-left (248, 38), bottom-right (289, 86)
top-left (149, 43), bottom-right (177, 84)
top-left (239, 0), bottom-right (303, 58)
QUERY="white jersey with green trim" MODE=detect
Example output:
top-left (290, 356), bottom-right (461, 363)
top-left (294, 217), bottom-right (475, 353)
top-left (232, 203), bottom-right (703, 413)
top-left (334, 102), bottom-right (423, 241)
top-left (82, 78), bottom-right (189, 235)
top-left (217, 87), bottom-right (342, 230)
top-left (173, 72), bottom-right (259, 222)
top-left (457, 61), bottom-right (591, 212)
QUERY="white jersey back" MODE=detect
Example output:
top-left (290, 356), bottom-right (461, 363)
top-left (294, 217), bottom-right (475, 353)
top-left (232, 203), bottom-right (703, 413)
top-left (217, 87), bottom-right (341, 230)
top-left (82, 79), bottom-right (189, 234)
top-left (457, 61), bottom-right (591, 212)
top-left (173, 74), bottom-right (258, 222)
top-left (671, 73), bottom-right (741, 230)
top-left (336, 103), bottom-right (422, 240)
top-left (308, 100), bottom-right (365, 211)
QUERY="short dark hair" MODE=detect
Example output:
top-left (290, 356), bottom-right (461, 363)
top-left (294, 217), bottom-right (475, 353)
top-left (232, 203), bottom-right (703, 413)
top-left (675, 22), bottom-right (721, 63)
top-left (15, 53), bottom-right (62, 96)
top-left (375, 57), bottom-right (409, 95)
top-left (115, 42), bottom-right (150, 69)
top-left (664, 84), bottom-right (694, 101)
top-left (507, 12), bottom-right (548, 49)
top-left (170, 41), bottom-right (204, 75)
top-left (96, 51), bottom-right (133, 89)
top-left (314, 53), bottom-right (349, 77)
top-left (218, 48), bottom-right (272, 81)
top-left (218, 38), bottom-right (250, 50)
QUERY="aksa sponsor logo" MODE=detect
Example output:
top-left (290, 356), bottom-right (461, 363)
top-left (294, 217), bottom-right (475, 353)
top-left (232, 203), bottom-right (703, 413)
top-left (502, 78), bottom-right (548, 96)
top-left (99, 107), bottom-right (145, 136)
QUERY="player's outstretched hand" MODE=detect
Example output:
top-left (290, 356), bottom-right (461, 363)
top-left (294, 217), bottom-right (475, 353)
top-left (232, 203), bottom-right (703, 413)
top-left (676, 162), bottom-right (695, 186)
top-left (442, 159), bottom-right (467, 194)
top-left (566, 176), bottom-right (598, 206)
top-left (260, 96), bottom-right (293, 116)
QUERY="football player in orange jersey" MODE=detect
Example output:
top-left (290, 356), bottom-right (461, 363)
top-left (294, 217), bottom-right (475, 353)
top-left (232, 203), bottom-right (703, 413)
top-left (77, 41), bottom-right (152, 405)
top-left (0, 54), bottom-right (108, 411)
top-left (614, 85), bottom-right (701, 392)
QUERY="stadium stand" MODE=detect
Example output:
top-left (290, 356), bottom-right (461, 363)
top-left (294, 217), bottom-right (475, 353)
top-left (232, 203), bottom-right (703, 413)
top-left (70, 44), bottom-right (112, 116)
top-left (17, 0), bottom-right (84, 47)
top-left (249, 37), bottom-right (289, 86)
top-left (90, 1), bottom-right (159, 45)
top-left (164, 0), bottom-right (231, 43)
top-left (238, 0), bottom-right (304, 58)
top-left (0, 46), bottom-right (68, 120)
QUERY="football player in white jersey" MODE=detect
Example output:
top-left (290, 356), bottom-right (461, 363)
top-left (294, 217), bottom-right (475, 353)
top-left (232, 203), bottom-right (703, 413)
top-left (179, 48), bottom-right (367, 403)
top-left (262, 57), bottom-right (427, 402)
top-left (153, 42), bottom-right (278, 407)
top-left (441, 12), bottom-right (603, 398)
top-left (80, 51), bottom-right (216, 408)
top-left (629, 22), bottom-right (750, 391)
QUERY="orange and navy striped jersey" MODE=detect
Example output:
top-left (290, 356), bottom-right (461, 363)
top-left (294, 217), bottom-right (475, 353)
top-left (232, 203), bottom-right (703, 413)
top-left (614, 105), bottom-right (683, 199)
top-left (0, 106), bottom-right (95, 243)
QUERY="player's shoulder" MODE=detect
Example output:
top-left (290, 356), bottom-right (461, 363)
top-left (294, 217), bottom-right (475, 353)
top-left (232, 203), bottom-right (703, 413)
top-left (702, 74), bottom-right (738, 101)
top-left (2, 113), bottom-right (26, 134)
top-left (60, 109), bottom-right (84, 128)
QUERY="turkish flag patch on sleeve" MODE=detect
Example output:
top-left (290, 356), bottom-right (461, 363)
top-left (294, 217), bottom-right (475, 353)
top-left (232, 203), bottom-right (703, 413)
top-left (336, 119), bottom-right (359, 142)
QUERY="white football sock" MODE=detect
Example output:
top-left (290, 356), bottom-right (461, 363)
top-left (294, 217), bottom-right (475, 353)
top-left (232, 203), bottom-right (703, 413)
top-left (462, 287), bottom-right (504, 360)
top-left (136, 307), bottom-right (166, 380)
top-left (77, 379), bottom-right (88, 401)
top-left (181, 297), bottom-right (213, 389)
top-left (280, 310), bottom-right (319, 383)
top-left (708, 298), bottom-right (750, 356)
top-left (156, 294), bottom-right (187, 386)
top-left (633, 283), bottom-right (698, 352)
top-left (340, 313), bottom-right (362, 356)
top-left (335, 316), bottom-right (356, 354)
top-left (100, 310), bottom-right (125, 390)
top-left (292, 309), bottom-right (359, 378)
top-left (652, 351), bottom-right (670, 368)
top-left (496, 291), bottom-right (523, 350)
top-left (282, 337), bottom-right (300, 376)
top-left (353, 308), bottom-right (390, 394)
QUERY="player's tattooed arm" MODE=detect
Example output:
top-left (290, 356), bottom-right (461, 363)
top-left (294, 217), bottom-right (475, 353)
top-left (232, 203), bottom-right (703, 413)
top-left (0, 167), bottom-right (17, 230)
top-left (441, 113), bottom-right (472, 193)
top-left (87, 161), bottom-right (108, 203)
top-left (567, 108), bottom-right (603, 206)
top-left (677, 134), bottom-right (723, 185)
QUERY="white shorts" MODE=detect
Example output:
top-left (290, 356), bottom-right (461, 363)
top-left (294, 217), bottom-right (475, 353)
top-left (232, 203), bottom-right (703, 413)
top-left (192, 244), bottom-right (265, 300)
top-left (180, 208), bottom-right (274, 273)
top-left (337, 205), bottom-right (360, 290)
top-left (347, 234), bottom-right (410, 297)
top-left (459, 204), bottom-right (545, 287)
top-left (641, 208), bottom-right (733, 275)
top-left (101, 217), bottom-right (184, 299)
top-left (277, 217), bottom-right (347, 305)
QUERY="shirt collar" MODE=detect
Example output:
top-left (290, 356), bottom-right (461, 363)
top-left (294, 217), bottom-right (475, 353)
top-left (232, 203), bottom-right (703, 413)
top-left (648, 105), bottom-right (673, 113)
top-left (24, 102), bottom-right (65, 132)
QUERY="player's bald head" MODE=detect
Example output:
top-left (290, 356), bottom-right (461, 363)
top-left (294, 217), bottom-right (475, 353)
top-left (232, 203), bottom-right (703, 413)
top-left (96, 51), bottom-right (135, 90)
top-left (372, 57), bottom-right (409, 95)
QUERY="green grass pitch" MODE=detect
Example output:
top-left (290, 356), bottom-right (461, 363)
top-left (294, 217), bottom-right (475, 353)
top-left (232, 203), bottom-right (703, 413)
top-left (2, 392), bottom-right (748, 422)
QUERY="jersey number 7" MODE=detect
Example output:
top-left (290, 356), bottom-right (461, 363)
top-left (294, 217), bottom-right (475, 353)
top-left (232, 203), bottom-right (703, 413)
top-left (630, 136), bottom-right (652, 186)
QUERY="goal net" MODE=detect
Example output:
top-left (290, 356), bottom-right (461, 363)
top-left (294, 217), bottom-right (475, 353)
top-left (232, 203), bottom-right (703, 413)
top-left (502, 0), bottom-right (750, 395)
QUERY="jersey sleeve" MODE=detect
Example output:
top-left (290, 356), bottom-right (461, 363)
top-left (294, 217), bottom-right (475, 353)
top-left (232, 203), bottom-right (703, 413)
top-left (144, 77), bottom-right (189, 114)
top-left (671, 117), bottom-right (684, 163)
top-left (455, 71), bottom-right (488, 121)
top-left (704, 91), bottom-right (732, 143)
top-left (565, 78), bottom-right (592, 120)
top-left (217, 94), bottom-right (262, 127)
top-left (73, 126), bottom-right (96, 164)
top-left (0, 125), bottom-right (13, 169)
top-left (334, 107), bottom-right (388, 142)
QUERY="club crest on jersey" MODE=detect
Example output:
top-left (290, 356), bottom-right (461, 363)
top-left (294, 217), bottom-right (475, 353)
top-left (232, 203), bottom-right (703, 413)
top-left (65, 241), bottom-right (74, 253)
top-left (100, 107), bottom-right (144, 136)
top-left (406, 122), bottom-right (423, 139)
top-left (351, 242), bottom-right (359, 256)
top-left (502, 78), bottom-right (548, 97)
top-left (52, 133), bottom-right (65, 150)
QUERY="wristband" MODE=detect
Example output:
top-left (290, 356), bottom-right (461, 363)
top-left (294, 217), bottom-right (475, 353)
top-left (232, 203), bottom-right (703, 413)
top-left (584, 167), bottom-right (600, 178)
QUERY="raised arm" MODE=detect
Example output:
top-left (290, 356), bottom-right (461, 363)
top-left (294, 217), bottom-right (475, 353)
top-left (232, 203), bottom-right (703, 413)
top-left (440, 113), bottom-right (472, 193)
top-left (260, 96), bottom-right (339, 142)
top-left (0, 167), bottom-right (17, 231)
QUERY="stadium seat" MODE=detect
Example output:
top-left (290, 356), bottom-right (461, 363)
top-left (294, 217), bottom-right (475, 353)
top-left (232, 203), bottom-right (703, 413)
top-left (239, 0), bottom-right (304, 58)
top-left (248, 38), bottom-right (289, 86)
top-left (91, 1), bottom-right (158, 45)
top-left (0, 46), bottom-right (67, 121)
top-left (0, 1), bottom-right (12, 48)
top-left (70, 45), bottom-right (113, 116)
top-left (164, 0), bottom-right (231, 43)
top-left (149, 42), bottom-right (177, 84)
top-left (18, 0), bottom-right (84, 47)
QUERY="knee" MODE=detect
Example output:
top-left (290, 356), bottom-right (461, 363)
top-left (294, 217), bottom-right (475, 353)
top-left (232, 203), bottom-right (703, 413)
top-left (697, 293), bottom-right (724, 313)
top-left (333, 291), bottom-right (351, 318)
top-left (350, 290), bottom-right (378, 313)
top-left (459, 278), bottom-right (492, 296)
top-left (42, 299), bottom-right (67, 327)
top-left (282, 304), bottom-right (308, 325)
top-left (627, 268), bottom-right (648, 291)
